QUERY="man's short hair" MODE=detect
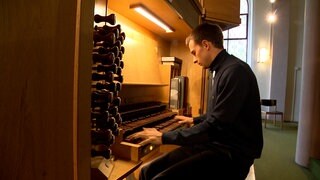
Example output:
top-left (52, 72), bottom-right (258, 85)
top-left (186, 23), bottom-right (224, 49)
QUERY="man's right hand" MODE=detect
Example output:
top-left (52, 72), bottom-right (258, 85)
top-left (174, 115), bottom-right (194, 127)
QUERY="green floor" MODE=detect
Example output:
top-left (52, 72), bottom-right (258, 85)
top-left (254, 121), bottom-right (316, 180)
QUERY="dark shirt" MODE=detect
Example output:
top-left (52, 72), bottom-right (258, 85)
top-left (162, 49), bottom-right (263, 159)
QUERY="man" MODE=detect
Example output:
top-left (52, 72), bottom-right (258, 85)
top-left (128, 23), bottom-right (263, 180)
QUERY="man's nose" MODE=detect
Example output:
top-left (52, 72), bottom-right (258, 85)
top-left (193, 59), bottom-right (198, 64)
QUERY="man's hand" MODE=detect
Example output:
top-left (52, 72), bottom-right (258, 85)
top-left (126, 128), bottom-right (163, 146)
top-left (175, 115), bottom-right (194, 127)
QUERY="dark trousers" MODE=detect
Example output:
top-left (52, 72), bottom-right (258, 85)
top-left (139, 145), bottom-right (253, 180)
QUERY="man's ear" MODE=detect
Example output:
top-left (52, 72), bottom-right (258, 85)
top-left (202, 40), bottom-right (210, 50)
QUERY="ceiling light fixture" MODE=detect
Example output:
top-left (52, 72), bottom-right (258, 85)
top-left (130, 4), bottom-right (174, 33)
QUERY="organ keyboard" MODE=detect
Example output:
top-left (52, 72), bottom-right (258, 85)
top-left (111, 101), bottom-right (183, 162)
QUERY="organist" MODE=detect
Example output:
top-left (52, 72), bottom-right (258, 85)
top-left (127, 23), bottom-right (263, 180)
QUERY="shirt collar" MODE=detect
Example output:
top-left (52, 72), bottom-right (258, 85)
top-left (209, 49), bottom-right (228, 72)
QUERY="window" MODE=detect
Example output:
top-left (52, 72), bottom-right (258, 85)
top-left (223, 0), bottom-right (248, 62)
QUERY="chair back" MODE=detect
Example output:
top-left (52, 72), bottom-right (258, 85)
top-left (260, 99), bottom-right (284, 129)
top-left (261, 99), bottom-right (277, 107)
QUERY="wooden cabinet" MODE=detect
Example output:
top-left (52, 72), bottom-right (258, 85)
top-left (0, 0), bottom-right (94, 179)
top-left (201, 0), bottom-right (241, 30)
top-left (165, 0), bottom-right (240, 30)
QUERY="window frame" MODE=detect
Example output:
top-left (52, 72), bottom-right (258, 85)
top-left (223, 0), bottom-right (249, 62)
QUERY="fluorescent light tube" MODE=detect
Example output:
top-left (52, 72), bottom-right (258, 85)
top-left (131, 4), bottom-right (174, 33)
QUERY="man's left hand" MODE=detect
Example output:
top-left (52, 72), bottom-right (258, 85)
top-left (126, 128), bottom-right (163, 146)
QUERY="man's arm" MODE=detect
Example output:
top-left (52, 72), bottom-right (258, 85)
top-left (162, 64), bottom-right (250, 146)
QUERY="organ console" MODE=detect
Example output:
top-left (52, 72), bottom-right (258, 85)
top-left (110, 101), bottom-right (185, 162)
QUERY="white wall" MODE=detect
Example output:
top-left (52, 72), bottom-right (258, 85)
top-left (250, 0), bottom-right (273, 100)
top-left (250, 0), bottom-right (304, 122)
top-left (286, 0), bottom-right (305, 122)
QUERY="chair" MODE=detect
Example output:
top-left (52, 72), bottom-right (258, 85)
top-left (261, 99), bottom-right (284, 129)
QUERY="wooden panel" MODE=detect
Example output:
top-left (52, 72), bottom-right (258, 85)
top-left (119, 85), bottom-right (169, 104)
top-left (170, 41), bottom-right (203, 117)
top-left (203, 0), bottom-right (241, 30)
top-left (108, 0), bottom-right (192, 41)
top-left (0, 0), bottom-right (94, 179)
top-left (78, 1), bottom-right (96, 180)
top-left (106, 8), bottom-right (172, 86)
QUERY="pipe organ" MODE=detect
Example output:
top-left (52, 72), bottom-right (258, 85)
top-left (111, 101), bottom-right (183, 162)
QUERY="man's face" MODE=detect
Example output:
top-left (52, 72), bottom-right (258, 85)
top-left (188, 39), bottom-right (211, 68)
